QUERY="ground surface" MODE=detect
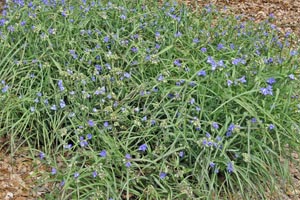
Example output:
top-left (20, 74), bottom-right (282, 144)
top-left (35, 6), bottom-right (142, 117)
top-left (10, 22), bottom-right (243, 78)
top-left (0, 0), bottom-right (300, 199)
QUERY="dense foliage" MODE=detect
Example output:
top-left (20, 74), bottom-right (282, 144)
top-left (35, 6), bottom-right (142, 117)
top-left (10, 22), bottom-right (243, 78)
top-left (0, 0), bottom-right (299, 199)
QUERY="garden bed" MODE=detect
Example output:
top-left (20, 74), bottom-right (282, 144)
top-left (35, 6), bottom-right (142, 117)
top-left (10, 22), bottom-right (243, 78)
top-left (0, 1), bottom-right (299, 199)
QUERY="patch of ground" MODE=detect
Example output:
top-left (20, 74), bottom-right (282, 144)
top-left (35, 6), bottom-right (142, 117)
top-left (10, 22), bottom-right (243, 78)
top-left (180, 0), bottom-right (300, 36)
top-left (0, 137), bottom-right (49, 200)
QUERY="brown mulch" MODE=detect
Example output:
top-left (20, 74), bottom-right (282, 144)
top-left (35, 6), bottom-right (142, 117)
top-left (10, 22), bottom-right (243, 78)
top-left (0, 0), bottom-right (299, 199)
top-left (180, 0), bottom-right (300, 36)
top-left (0, 138), bottom-right (50, 200)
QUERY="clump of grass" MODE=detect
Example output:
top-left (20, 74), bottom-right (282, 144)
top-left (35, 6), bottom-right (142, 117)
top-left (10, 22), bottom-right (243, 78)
top-left (0, 0), bottom-right (299, 199)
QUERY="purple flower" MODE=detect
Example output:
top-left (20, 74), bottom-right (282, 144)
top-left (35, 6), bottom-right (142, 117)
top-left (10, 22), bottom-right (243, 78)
top-left (290, 50), bottom-right (297, 56)
top-left (227, 161), bottom-right (234, 173)
top-left (39, 152), bottom-right (45, 159)
top-left (193, 38), bottom-right (199, 43)
top-left (201, 47), bottom-right (207, 52)
top-left (74, 172), bottom-right (79, 179)
top-left (103, 121), bottom-right (109, 127)
top-left (59, 99), bottom-right (66, 108)
top-left (69, 50), bottom-right (78, 59)
top-left (131, 47), bottom-right (138, 53)
top-left (227, 80), bottom-right (233, 87)
top-left (157, 74), bottom-right (164, 81)
top-left (260, 85), bottom-right (273, 96)
top-left (99, 150), bottom-right (107, 157)
top-left (88, 119), bottom-right (95, 127)
top-left (174, 31), bottom-right (182, 37)
top-left (209, 162), bottom-right (215, 168)
top-left (120, 14), bottom-right (126, 20)
top-left (103, 36), bottom-right (109, 43)
top-left (207, 56), bottom-right (217, 70)
top-left (173, 59), bottom-right (181, 67)
top-left (190, 98), bottom-right (195, 105)
top-left (30, 106), bottom-right (35, 112)
top-left (237, 76), bottom-right (246, 83)
top-left (125, 161), bottom-right (131, 168)
top-left (51, 168), bottom-right (57, 175)
top-left (217, 43), bottom-right (224, 50)
top-left (92, 171), bottom-right (98, 178)
top-left (8, 25), bottom-right (15, 32)
top-left (267, 77), bottom-right (276, 85)
top-left (146, 120), bottom-right (154, 126)
top-left (79, 136), bottom-right (88, 147)
top-left (86, 133), bottom-right (92, 140)
top-left (138, 144), bottom-right (147, 152)
top-left (60, 180), bottom-right (65, 187)
top-left (226, 123), bottom-right (235, 137)
top-left (20, 21), bottom-right (26, 26)
top-left (197, 70), bottom-right (206, 77)
top-left (179, 151), bottom-right (184, 158)
top-left (124, 72), bottom-right (131, 78)
top-left (288, 74), bottom-right (295, 80)
top-left (269, 124), bottom-right (275, 130)
top-left (64, 144), bottom-right (72, 149)
top-left (212, 122), bottom-right (219, 129)
top-left (57, 80), bottom-right (65, 91)
top-left (125, 154), bottom-right (131, 160)
top-left (2, 85), bottom-right (9, 93)
top-left (159, 172), bottom-right (167, 179)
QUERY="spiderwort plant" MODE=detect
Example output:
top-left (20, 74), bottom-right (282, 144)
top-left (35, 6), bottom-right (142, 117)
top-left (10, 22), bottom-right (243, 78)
top-left (0, 0), bottom-right (299, 199)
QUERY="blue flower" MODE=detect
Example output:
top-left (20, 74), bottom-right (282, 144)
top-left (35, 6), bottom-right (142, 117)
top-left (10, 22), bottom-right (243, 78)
top-left (260, 85), bottom-right (273, 96)
top-left (201, 47), bottom-right (207, 52)
top-left (179, 151), bottom-right (184, 158)
top-left (125, 161), bottom-right (131, 168)
top-left (209, 162), bottom-right (215, 168)
top-left (174, 31), bottom-right (182, 37)
top-left (173, 59), bottom-right (181, 67)
top-left (269, 124), bottom-right (275, 130)
top-left (120, 14), bottom-right (126, 20)
top-left (88, 119), bottom-right (95, 127)
top-left (125, 154), bottom-right (131, 160)
top-left (197, 70), bottom-right (206, 77)
top-left (74, 172), bottom-right (80, 179)
top-left (227, 80), bottom-right (233, 86)
top-left (138, 144), bottom-right (148, 152)
top-left (226, 123), bottom-right (235, 137)
top-left (207, 56), bottom-right (217, 71)
top-left (51, 168), bottom-right (57, 175)
top-left (193, 38), bottom-right (199, 43)
top-left (159, 172), bottom-right (167, 179)
top-left (266, 77), bottom-right (276, 85)
top-left (212, 122), bottom-right (219, 129)
top-left (99, 150), bottom-right (107, 157)
top-left (104, 121), bottom-right (109, 127)
top-left (103, 36), bottom-right (109, 43)
top-left (237, 76), bottom-right (246, 83)
top-left (131, 47), bottom-right (138, 53)
top-left (288, 74), bottom-right (295, 80)
top-left (86, 133), bottom-right (92, 140)
top-left (57, 80), bottom-right (65, 91)
top-left (39, 152), bottom-right (45, 159)
top-left (227, 161), bottom-right (234, 173)
top-left (92, 171), bottom-right (98, 178)
top-left (30, 107), bottom-right (35, 112)
top-left (157, 74), bottom-right (164, 81)
top-left (59, 99), bottom-right (66, 108)
top-left (217, 43), bottom-right (224, 50)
